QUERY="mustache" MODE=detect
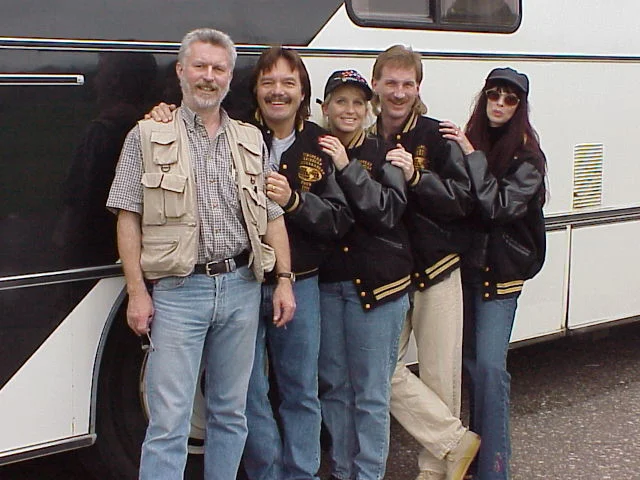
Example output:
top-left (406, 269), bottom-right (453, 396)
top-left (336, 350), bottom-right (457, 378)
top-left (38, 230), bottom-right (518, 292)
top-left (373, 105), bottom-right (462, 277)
top-left (196, 80), bottom-right (219, 90)
top-left (264, 93), bottom-right (291, 103)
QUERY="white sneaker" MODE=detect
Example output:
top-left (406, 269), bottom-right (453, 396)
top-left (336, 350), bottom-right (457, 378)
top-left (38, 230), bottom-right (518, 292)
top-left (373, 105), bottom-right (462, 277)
top-left (445, 430), bottom-right (481, 480)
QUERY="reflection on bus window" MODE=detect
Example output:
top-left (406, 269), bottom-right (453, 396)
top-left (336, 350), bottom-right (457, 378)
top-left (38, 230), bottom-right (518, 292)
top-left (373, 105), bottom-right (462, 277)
top-left (350, 0), bottom-right (431, 23)
top-left (442, 0), bottom-right (518, 26)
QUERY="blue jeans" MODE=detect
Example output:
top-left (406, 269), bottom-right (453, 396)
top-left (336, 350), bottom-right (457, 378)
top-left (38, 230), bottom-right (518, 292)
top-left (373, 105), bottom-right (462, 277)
top-left (462, 283), bottom-right (519, 480)
top-left (318, 281), bottom-right (408, 480)
top-left (244, 276), bottom-right (322, 480)
top-left (140, 269), bottom-right (261, 480)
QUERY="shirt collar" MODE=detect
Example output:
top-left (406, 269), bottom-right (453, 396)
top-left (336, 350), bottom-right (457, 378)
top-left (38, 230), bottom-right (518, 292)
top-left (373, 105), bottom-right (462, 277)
top-left (180, 103), bottom-right (230, 132)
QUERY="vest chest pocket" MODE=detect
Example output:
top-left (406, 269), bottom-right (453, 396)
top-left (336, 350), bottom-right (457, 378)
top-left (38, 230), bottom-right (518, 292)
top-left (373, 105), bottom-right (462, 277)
top-left (141, 173), bottom-right (165, 225)
top-left (161, 174), bottom-right (188, 218)
top-left (151, 130), bottom-right (178, 166)
top-left (141, 173), bottom-right (188, 224)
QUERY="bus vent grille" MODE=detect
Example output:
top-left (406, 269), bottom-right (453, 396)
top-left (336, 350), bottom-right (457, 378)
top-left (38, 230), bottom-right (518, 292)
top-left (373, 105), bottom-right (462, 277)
top-left (573, 143), bottom-right (603, 209)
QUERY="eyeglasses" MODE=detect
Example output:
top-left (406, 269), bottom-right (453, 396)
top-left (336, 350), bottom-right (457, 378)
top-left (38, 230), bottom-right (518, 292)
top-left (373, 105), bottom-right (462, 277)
top-left (485, 88), bottom-right (520, 107)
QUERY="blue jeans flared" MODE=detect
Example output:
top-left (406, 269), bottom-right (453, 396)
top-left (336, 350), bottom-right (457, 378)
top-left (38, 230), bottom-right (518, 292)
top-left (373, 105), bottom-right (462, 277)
top-left (140, 268), bottom-right (261, 480)
top-left (244, 276), bottom-right (322, 480)
top-left (463, 283), bottom-right (519, 480)
top-left (318, 281), bottom-right (408, 480)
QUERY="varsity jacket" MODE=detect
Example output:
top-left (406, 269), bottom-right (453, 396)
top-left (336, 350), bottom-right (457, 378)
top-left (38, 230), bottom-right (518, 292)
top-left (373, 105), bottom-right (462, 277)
top-left (320, 130), bottom-right (412, 311)
top-left (463, 148), bottom-right (546, 300)
top-left (371, 112), bottom-right (474, 290)
top-left (255, 118), bottom-right (353, 279)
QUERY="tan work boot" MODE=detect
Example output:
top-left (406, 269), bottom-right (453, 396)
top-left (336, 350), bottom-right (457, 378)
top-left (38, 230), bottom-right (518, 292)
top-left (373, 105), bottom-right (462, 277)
top-left (415, 471), bottom-right (445, 480)
top-left (445, 430), bottom-right (481, 480)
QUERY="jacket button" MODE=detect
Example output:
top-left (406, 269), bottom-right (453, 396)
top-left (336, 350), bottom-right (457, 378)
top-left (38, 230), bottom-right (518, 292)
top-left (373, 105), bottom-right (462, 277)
top-left (355, 279), bottom-right (361, 285)
top-left (414, 273), bottom-right (420, 278)
top-left (419, 283), bottom-right (425, 289)
top-left (484, 266), bottom-right (490, 272)
top-left (483, 293), bottom-right (490, 299)
top-left (281, 164), bottom-right (288, 170)
top-left (483, 281), bottom-right (489, 287)
top-left (343, 246), bottom-right (349, 253)
top-left (396, 134), bottom-right (401, 141)
top-left (364, 304), bottom-right (371, 310)
top-left (360, 291), bottom-right (366, 297)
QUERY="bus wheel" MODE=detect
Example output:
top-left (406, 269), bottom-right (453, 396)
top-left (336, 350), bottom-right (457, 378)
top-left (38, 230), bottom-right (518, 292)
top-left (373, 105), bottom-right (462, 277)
top-left (79, 311), bottom-right (204, 479)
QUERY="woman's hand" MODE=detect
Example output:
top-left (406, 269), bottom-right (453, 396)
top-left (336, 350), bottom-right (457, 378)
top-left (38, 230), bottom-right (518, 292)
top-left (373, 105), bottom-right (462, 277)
top-left (439, 120), bottom-right (475, 155)
top-left (318, 135), bottom-right (349, 171)
top-left (386, 144), bottom-right (415, 182)
top-left (266, 172), bottom-right (293, 207)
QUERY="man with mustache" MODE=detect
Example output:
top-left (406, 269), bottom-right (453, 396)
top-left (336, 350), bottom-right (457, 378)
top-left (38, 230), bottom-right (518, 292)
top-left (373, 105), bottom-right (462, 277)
top-left (150, 46), bottom-right (351, 479)
top-left (242, 47), bottom-right (352, 480)
top-left (107, 29), bottom-right (295, 480)
top-left (370, 45), bottom-right (480, 480)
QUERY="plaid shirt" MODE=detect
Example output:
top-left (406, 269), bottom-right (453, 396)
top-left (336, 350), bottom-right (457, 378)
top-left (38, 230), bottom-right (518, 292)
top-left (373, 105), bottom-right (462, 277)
top-left (107, 105), bottom-right (282, 263)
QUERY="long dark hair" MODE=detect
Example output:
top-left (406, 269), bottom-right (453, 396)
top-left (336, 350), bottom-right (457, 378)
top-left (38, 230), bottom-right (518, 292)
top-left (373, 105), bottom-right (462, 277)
top-left (465, 80), bottom-right (546, 186)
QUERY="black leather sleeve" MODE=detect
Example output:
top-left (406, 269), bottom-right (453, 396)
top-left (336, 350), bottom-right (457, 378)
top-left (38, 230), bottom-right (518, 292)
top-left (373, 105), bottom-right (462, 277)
top-left (336, 159), bottom-right (407, 232)
top-left (286, 170), bottom-right (354, 241)
top-left (409, 140), bottom-right (473, 222)
top-left (467, 150), bottom-right (544, 225)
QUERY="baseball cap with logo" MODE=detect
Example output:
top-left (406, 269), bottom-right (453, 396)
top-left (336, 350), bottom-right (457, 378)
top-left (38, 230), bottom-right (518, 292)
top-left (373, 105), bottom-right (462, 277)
top-left (323, 69), bottom-right (373, 101)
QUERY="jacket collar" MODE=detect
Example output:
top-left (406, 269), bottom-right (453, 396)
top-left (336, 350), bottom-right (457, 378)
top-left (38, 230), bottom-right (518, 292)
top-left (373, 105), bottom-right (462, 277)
top-left (253, 109), bottom-right (305, 134)
top-left (346, 129), bottom-right (366, 150)
top-left (371, 110), bottom-right (419, 138)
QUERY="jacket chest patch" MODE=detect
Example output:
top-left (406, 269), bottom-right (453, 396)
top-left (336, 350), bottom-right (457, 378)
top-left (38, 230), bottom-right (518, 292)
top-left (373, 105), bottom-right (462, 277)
top-left (413, 144), bottom-right (429, 170)
top-left (298, 153), bottom-right (324, 191)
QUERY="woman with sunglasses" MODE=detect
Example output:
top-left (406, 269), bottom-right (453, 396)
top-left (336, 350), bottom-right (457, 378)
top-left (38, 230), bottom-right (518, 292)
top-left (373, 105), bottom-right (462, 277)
top-left (317, 70), bottom-right (412, 480)
top-left (439, 67), bottom-right (547, 480)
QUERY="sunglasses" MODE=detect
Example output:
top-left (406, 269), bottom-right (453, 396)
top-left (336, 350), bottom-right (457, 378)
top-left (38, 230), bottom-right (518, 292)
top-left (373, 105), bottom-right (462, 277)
top-left (485, 88), bottom-right (520, 107)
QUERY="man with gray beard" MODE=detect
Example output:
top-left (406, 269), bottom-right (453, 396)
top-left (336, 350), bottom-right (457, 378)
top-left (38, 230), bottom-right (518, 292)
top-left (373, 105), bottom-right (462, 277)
top-left (106, 28), bottom-right (295, 480)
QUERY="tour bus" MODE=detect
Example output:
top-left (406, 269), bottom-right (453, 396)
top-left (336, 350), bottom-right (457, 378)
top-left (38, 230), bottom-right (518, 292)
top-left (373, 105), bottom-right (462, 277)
top-left (1, 0), bottom-right (639, 477)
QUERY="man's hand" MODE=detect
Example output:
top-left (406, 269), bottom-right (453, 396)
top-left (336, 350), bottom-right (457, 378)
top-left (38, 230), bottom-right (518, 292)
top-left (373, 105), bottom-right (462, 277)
top-left (127, 290), bottom-right (154, 335)
top-left (386, 144), bottom-right (415, 182)
top-left (266, 172), bottom-right (293, 207)
top-left (272, 279), bottom-right (296, 328)
top-left (144, 102), bottom-right (177, 123)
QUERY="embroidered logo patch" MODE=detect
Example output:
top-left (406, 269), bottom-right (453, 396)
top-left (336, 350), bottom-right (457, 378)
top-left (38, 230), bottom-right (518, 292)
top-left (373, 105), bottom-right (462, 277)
top-left (413, 144), bottom-right (429, 170)
top-left (358, 159), bottom-right (373, 176)
top-left (298, 153), bottom-right (324, 191)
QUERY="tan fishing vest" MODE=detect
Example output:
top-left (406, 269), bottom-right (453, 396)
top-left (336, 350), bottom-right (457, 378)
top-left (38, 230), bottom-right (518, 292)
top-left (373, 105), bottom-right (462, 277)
top-left (138, 108), bottom-right (274, 281)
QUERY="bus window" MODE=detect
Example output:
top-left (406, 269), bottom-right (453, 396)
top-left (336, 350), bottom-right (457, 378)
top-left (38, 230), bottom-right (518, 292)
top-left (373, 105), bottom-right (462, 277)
top-left (349, 0), bottom-right (431, 24)
top-left (441, 0), bottom-right (519, 27)
top-left (347, 0), bottom-right (520, 32)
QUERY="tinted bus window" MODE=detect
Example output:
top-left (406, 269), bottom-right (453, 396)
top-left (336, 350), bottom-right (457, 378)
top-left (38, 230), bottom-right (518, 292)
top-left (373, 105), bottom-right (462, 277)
top-left (347, 0), bottom-right (520, 32)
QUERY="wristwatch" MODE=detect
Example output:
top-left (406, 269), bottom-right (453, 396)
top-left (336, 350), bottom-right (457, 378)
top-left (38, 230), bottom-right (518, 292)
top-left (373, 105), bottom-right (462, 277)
top-left (276, 272), bottom-right (296, 284)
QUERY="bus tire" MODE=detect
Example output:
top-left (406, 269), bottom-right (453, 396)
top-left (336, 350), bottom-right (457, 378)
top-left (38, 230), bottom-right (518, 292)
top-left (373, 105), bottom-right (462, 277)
top-left (79, 309), bottom-right (205, 479)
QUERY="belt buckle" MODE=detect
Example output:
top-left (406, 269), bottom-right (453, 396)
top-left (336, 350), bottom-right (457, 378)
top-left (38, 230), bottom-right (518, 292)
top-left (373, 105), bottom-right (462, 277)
top-left (204, 258), bottom-right (234, 276)
top-left (205, 260), bottom-right (219, 277)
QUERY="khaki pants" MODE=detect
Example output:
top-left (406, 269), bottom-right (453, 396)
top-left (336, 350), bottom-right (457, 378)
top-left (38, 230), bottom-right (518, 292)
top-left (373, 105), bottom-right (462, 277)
top-left (390, 268), bottom-right (465, 474)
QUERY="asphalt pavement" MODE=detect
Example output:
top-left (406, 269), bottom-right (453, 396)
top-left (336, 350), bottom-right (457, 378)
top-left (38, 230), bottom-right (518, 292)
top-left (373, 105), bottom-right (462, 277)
top-left (2, 322), bottom-right (640, 479)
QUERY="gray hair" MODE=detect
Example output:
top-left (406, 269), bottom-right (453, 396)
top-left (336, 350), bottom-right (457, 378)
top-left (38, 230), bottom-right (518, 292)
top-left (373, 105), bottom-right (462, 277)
top-left (177, 28), bottom-right (237, 69)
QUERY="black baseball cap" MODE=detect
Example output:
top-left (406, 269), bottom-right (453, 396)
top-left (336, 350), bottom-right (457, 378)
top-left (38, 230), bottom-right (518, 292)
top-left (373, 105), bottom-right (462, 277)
top-left (323, 69), bottom-right (373, 100)
top-left (485, 67), bottom-right (529, 94)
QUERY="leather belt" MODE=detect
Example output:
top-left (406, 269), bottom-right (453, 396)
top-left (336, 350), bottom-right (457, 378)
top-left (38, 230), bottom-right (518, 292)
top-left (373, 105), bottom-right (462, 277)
top-left (194, 251), bottom-right (249, 276)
